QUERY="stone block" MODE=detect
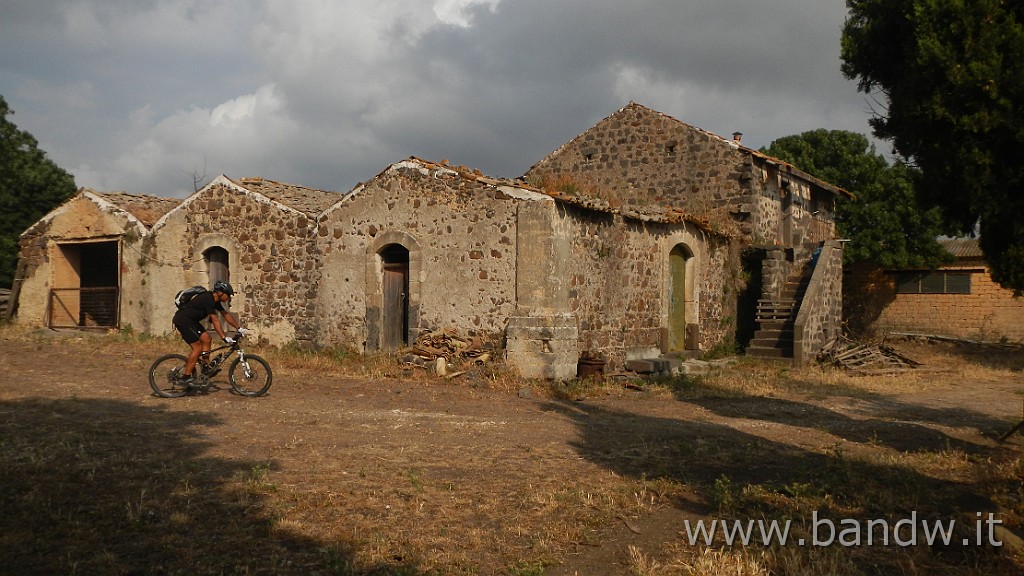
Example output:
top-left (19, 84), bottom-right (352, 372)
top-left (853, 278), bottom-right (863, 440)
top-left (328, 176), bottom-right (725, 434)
top-left (625, 359), bottom-right (657, 374)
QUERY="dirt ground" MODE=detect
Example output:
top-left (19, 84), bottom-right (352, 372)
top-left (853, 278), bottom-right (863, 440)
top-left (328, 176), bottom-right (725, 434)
top-left (1, 328), bottom-right (1023, 575)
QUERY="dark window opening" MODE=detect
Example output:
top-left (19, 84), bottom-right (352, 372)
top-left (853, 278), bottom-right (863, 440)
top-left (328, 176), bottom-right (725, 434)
top-left (894, 271), bottom-right (971, 294)
top-left (50, 240), bottom-right (120, 328)
top-left (204, 246), bottom-right (230, 286)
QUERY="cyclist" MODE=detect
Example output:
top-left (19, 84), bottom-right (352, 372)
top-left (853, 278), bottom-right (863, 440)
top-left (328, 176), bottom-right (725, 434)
top-left (172, 280), bottom-right (241, 385)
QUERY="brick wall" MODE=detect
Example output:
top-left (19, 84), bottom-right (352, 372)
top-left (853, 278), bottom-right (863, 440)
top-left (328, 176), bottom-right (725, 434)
top-left (846, 260), bottom-right (1024, 342)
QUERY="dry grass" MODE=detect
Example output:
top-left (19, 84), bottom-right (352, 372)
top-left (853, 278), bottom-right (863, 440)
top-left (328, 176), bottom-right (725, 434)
top-left (1, 326), bottom-right (1023, 575)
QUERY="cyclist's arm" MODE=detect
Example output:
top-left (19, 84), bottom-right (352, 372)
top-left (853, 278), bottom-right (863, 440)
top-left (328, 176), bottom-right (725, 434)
top-left (208, 312), bottom-right (229, 340)
top-left (221, 310), bottom-right (241, 332)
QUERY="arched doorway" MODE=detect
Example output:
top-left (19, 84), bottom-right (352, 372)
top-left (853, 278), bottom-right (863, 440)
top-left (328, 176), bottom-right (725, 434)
top-left (379, 244), bottom-right (410, 351)
top-left (668, 244), bottom-right (693, 352)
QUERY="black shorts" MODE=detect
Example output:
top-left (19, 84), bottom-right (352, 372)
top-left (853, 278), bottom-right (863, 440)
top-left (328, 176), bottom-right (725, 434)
top-left (174, 320), bottom-right (207, 344)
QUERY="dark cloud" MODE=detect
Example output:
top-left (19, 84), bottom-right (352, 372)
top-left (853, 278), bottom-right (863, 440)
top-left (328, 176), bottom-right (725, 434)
top-left (0, 0), bottom-right (874, 198)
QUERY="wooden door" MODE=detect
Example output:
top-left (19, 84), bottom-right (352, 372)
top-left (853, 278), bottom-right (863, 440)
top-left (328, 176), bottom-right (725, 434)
top-left (382, 264), bottom-right (408, 351)
top-left (668, 246), bottom-right (688, 351)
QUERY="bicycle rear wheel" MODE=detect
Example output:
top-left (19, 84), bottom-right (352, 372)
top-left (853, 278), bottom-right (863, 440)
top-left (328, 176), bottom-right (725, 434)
top-left (149, 353), bottom-right (190, 398)
top-left (228, 354), bottom-right (273, 396)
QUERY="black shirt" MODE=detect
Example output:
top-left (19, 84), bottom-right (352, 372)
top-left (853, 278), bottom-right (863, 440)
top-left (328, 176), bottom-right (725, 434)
top-left (172, 291), bottom-right (226, 325)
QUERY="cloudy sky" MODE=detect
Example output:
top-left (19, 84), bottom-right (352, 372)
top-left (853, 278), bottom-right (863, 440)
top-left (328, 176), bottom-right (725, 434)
top-left (1, 0), bottom-right (879, 199)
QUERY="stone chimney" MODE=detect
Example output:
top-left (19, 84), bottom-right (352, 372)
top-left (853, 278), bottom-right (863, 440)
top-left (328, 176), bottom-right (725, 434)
top-left (732, 132), bottom-right (743, 144)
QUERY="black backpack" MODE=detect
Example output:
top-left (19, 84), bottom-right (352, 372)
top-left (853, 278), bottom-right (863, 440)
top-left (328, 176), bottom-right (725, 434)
top-left (174, 286), bottom-right (208, 309)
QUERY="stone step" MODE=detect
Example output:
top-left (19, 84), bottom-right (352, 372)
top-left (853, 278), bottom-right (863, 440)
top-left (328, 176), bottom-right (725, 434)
top-left (748, 337), bottom-right (793, 350)
top-left (746, 345), bottom-right (794, 359)
top-left (754, 328), bottom-right (794, 340)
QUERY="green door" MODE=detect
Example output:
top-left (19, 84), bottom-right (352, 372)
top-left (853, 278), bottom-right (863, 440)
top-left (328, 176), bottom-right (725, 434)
top-left (669, 245), bottom-right (689, 351)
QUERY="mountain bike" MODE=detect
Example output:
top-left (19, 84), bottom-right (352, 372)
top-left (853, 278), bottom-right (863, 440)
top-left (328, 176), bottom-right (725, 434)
top-left (148, 330), bottom-right (272, 398)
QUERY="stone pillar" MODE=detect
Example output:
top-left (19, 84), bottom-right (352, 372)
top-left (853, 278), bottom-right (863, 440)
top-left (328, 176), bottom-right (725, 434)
top-left (505, 201), bottom-right (579, 379)
top-left (761, 247), bottom-right (791, 301)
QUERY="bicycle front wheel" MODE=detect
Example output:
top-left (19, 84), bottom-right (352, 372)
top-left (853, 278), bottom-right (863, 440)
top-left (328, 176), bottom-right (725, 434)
top-left (149, 353), bottom-right (190, 398)
top-left (228, 354), bottom-right (273, 396)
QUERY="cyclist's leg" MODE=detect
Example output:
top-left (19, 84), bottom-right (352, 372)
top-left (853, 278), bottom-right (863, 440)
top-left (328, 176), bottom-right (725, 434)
top-left (175, 322), bottom-right (206, 377)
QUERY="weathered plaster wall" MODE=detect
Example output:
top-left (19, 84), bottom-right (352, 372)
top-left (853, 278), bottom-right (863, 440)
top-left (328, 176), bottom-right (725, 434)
top-left (146, 182), bottom-right (320, 345)
top-left (317, 164), bottom-right (527, 351)
top-left (15, 194), bottom-right (148, 330)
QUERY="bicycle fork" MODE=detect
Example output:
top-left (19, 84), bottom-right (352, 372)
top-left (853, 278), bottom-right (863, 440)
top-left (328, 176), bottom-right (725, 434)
top-left (236, 350), bottom-right (256, 379)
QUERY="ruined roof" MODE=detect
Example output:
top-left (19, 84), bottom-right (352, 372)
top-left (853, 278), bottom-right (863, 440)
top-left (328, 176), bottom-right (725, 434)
top-left (939, 237), bottom-right (984, 259)
top-left (88, 190), bottom-right (183, 227)
top-left (234, 177), bottom-right (343, 217)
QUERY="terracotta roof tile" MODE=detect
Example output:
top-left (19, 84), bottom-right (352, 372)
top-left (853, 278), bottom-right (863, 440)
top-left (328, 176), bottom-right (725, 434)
top-left (90, 191), bottom-right (182, 227)
top-left (939, 237), bottom-right (984, 259)
top-left (237, 177), bottom-right (343, 216)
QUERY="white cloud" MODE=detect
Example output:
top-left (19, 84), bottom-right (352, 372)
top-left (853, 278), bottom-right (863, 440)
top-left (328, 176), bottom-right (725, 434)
top-left (210, 85), bottom-right (282, 128)
top-left (433, 0), bottom-right (501, 27)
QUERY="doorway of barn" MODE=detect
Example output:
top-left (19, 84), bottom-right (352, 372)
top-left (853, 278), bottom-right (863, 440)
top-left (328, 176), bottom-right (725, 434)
top-left (49, 239), bottom-right (120, 328)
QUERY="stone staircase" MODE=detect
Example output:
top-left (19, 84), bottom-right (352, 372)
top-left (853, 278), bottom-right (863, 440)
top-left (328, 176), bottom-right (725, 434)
top-left (747, 262), bottom-right (812, 360)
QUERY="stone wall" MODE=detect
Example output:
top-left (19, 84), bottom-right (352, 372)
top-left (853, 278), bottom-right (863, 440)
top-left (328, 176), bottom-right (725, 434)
top-left (317, 162), bottom-right (529, 351)
top-left (526, 103), bottom-right (756, 236)
top-left (146, 182), bottom-right (321, 345)
top-left (525, 103), bottom-right (837, 252)
top-left (556, 203), bottom-right (734, 368)
top-left (845, 260), bottom-right (1024, 342)
top-left (793, 240), bottom-right (843, 366)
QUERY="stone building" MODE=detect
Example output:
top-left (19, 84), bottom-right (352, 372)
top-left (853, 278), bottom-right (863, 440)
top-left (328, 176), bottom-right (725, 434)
top-left (525, 102), bottom-right (844, 248)
top-left (845, 237), bottom-right (1024, 343)
top-left (524, 103), bottom-right (849, 363)
top-left (15, 190), bottom-right (181, 331)
top-left (314, 158), bottom-right (730, 376)
top-left (12, 103), bottom-right (849, 374)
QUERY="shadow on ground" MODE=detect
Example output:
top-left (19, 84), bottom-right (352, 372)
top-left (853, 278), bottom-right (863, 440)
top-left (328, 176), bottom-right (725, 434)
top-left (539, 386), bottom-right (1022, 575)
top-left (0, 397), bottom-right (424, 575)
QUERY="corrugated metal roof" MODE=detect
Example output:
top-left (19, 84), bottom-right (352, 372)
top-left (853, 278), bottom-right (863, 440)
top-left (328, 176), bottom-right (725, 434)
top-left (938, 237), bottom-right (984, 259)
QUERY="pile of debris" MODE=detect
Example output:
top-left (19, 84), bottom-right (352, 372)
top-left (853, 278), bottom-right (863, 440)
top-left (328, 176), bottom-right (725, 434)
top-left (818, 337), bottom-right (922, 375)
top-left (402, 328), bottom-right (492, 377)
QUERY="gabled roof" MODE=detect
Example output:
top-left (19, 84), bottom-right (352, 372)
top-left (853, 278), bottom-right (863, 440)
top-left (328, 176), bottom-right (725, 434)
top-left (528, 101), bottom-right (851, 199)
top-left (234, 177), bottom-right (342, 217)
top-left (89, 191), bottom-right (182, 227)
top-left (20, 188), bottom-right (181, 238)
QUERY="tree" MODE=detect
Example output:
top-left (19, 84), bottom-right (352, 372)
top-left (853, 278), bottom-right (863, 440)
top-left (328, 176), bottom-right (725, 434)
top-left (761, 129), bottom-right (950, 269)
top-left (841, 0), bottom-right (1024, 290)
top-left (0, 95), bottom-right (77, 288)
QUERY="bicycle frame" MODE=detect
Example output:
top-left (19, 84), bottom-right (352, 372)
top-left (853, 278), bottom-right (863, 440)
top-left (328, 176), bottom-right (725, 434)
top-left (149, 332), bottom-right (273, 398)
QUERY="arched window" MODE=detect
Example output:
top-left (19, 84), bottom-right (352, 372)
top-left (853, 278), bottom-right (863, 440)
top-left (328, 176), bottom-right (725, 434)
top-left (204, 246), bottom-right (230, 286)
